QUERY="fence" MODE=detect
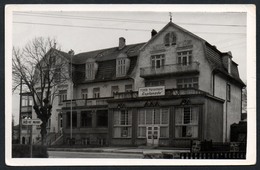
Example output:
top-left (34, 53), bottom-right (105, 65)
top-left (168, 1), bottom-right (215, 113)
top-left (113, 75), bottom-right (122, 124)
top-left (179, 152), bottom-right (246, 159)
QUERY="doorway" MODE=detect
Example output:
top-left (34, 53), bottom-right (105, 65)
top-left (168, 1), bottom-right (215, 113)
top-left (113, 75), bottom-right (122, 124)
top-left (146, 125), bottom-right (160, 146)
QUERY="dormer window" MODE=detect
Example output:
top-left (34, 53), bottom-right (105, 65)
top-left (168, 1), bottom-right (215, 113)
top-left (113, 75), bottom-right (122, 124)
top-left (86, 62), bottom-right (96, 80)
top-left (116, 53), bottom-right (130, 77)
top-left (164, 32), bottom-right (176, 46)
top-left (117, 59), bottom-right (126, 76)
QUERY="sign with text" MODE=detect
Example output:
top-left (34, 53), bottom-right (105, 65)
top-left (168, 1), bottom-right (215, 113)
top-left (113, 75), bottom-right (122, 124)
top-left (138, 86), bottom-right (165, 97)
top-left (22, 119), bottom-right (42, 126)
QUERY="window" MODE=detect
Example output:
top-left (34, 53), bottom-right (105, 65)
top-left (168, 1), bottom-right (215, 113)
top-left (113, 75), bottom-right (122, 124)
top-left (151, 54), bottom-right (165, 68)
top-left (164, 32), bottom-right (177, 46)
top-left (117, 58), bottom-right (127, 76)
top-left (59, 90), bottom-right (67, 104)
top-left (81, 89), bottom-right (88, 99)
top-left (53, 68), bottom-right (61, 82)
top-left (125, 84), bottom-right (132, 92)
top-left (93, 87), bottom-right (100, 98)
top-left (111, 86), bottom-right (119, 96)
top-left (22, 96), bottom-right (32, 106)
top-left (177, 51), bottom-right (192, 65)
top-left (81, 111), bottom-right (92, 127)
top-left (86, 63), bottom-right (95, 79)
top-left (137, 108), bottom-right (169, 138)
top-left (145, 80), bottom-right (165, 87)
top-left (227, 84), bottom-right (231, 102)
top-left (96, 110), bottom-right (108, 127)
top-left (177, 77), bottom-right (198, 89)
top-left (66, 111), bottom-right (77, 128)
top-left (175, 107), bottom-right (199, 138)
top-left (113, 110), bottom-right (132, 138)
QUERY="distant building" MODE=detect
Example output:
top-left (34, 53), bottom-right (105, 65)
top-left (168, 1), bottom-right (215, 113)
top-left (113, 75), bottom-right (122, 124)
top-left (31, 21), bottom-right (245, 147)
top-left (19, 92), bottom-right (33, 144)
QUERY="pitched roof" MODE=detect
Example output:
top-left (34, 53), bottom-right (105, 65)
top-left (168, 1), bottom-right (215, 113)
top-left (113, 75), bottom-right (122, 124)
top-left (205, 42), bottom-right (245, 87)
top-left (140, 21), bottom-right (205, 51)
top-left (72, 43), bottom-right (145, 64)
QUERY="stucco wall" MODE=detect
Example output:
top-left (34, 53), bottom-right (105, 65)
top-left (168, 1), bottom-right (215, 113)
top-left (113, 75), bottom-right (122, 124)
top-left (74, 79), bottom-right (134, 99)
top-left (205, 98), bottom-right (224, 142)
top-left (134, 24), bottom-right (212, 93)
top-left (214, 74), bottom-right (242, 142)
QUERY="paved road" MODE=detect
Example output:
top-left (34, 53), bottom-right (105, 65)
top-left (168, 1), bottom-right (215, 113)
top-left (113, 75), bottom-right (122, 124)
top-left (48, 151), bottom-right (143, 158)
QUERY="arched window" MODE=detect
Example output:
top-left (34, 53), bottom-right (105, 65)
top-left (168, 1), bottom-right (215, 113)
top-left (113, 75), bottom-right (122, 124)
top-left (164, 32), bottom-right (176, 46)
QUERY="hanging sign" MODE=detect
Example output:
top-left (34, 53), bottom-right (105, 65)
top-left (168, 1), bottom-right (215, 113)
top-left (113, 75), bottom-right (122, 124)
top-left (138, 86), bottom-right (165, 97)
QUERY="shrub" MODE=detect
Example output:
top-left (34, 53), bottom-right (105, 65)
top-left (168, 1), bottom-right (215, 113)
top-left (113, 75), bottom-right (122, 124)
top-left (12, 144), bottom-right (48, 158)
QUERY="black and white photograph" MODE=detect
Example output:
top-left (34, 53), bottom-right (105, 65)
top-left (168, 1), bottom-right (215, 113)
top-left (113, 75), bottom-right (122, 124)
top-left (5, 4), bottom-right (256, 166)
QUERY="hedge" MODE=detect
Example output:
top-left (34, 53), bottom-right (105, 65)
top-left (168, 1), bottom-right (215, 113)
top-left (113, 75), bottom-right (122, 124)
top-left (12, 144), bottom-right (48, 158)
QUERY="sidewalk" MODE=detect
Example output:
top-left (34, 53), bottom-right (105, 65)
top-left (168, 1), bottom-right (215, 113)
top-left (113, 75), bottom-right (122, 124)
top-left (47, 146), bottom-right (190, 155)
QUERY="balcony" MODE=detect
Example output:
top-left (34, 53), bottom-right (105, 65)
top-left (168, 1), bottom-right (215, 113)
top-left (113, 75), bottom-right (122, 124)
top-left (140, 62), bottom-right (200, 78)
top-left (62, 97), bottom-right (112, 108)
top-left (21, 106), bottom-right (32, 113)
top-left (113, 91), bottom-right (138, 99)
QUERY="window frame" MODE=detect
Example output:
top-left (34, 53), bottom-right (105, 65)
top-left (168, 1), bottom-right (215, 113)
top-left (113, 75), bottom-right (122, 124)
top-left (58, 90), bottom-right (67, 104)
top-left (151, 54), bottom-right (165, 69)
top-left (93, 87), bottom-right (100, 98)
top-left (113, 109), bottom-right (132, 138)
top-left (111, 85), bottom-right (119, 97)
top-left (227, 83), bottom-right (231, 102)
top-left (177, 77), bottom-right (199, 89)
top-left (137, 108), bottom-right (170, 138)
top-left (175, 106), bottom-right (199, 139)
top-left (81, 88), bottom-right (88, 99)
top-left (86, 62), bottom-right (95, 80)
top-left (117, 58), bottom-right (127, 76)
top-left (177, 50), bottom-right (193, 66)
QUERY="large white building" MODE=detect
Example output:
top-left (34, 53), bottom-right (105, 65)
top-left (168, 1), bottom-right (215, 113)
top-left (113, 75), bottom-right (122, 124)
top-left (31, 21), bottom-right (245, 147)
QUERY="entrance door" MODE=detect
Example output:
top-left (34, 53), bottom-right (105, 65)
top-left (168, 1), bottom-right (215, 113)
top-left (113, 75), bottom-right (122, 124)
top-left (146, 125), bottom-right (160, 146)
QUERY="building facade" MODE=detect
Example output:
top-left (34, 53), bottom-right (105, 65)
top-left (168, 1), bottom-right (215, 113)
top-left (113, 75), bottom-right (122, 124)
top-left (31, 21), bottom-right (245, 147)
top-left (19, 92), bottom-right (33, 144)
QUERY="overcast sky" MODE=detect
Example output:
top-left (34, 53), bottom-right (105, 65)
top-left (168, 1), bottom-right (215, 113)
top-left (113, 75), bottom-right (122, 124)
top-left (11, 9), bottom-right (247, 125)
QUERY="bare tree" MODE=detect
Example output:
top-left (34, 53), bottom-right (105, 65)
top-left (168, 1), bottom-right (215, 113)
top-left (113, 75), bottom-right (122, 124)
top-left (12, 37), bottom-right (71, 145)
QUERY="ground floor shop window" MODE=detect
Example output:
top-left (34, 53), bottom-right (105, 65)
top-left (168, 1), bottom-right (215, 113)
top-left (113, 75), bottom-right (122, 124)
top-left (66, 111), bottom-right (77, 128)
top-left (137, 108), bottom-right (169, 138)
top-left (113, 109), bottom-right (132, 138)
top-left (81, 111), bottom-right (92, 127)
top-left (175, 106), bottom-right (199, 138)
top-left (96, 110), bottom-right (108, 127)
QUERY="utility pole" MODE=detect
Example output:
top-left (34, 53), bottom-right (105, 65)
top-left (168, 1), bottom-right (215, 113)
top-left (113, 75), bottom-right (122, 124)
top-left (18, 77), bottom-right (22, 144)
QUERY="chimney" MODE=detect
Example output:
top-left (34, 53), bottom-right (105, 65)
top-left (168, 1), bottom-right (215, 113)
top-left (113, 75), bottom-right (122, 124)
top-left (151, 29), bottom-right (157, 37)
top-left (118, 37), bottom-right (126, 50)
top-left (227, 51), bottom-right (232, 74)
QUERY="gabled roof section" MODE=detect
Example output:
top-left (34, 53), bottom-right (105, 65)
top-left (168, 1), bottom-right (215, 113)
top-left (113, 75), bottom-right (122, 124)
top-left (205, 42), bottom-right (245, 87)
top-left (72, 42), bottom-right (145, 64)
top-left (140, 21), bottom-right (205, 51)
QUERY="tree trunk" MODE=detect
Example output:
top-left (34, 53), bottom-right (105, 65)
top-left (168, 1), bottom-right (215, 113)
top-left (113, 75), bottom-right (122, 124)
top-left (40, 121), bottom-right (47, 146)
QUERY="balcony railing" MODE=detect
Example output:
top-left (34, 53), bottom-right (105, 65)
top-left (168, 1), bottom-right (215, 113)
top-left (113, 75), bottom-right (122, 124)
top-left (21, 106), bottom-right (32, 112)
top-left (113, 91), bottom-right (138, 99)
top-left (112, 88), bottom-right (207, 99)
top-left (140, 62), bottom-right (200, 78)
top-left (62, 97), bottom-right (112, 108)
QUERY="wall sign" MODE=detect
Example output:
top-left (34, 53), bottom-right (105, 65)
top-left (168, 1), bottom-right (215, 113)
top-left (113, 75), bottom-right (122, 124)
top-left (138, 86), bottom-right (165, 97)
